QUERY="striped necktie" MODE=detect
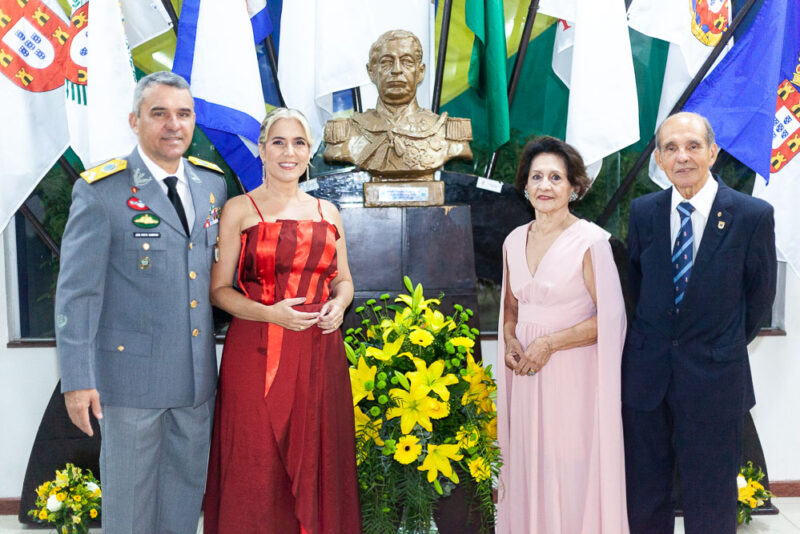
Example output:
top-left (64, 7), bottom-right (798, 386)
top-left (673, 201), bottom-right (695, 309)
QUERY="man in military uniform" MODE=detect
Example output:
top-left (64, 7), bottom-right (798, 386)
top-left (324, 29), bottom-right (472, 180)
top-left (55, 71), bottom-right (227, 533)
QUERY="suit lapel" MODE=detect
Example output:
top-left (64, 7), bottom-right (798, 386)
top-left (186, 163), bottom-right (209, 239)
top-left (127, 149), bottom-right (186, 235)
top-left (691, 180), bottom-right (733, 276)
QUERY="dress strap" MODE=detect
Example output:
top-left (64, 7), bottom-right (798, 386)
top-left (316, 198), bottom-right (325, 222)
top-left (245, 193), bottom-right (265, 222)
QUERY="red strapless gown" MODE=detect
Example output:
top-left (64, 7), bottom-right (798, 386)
top-left (204, 198), bottom-right (362, 533)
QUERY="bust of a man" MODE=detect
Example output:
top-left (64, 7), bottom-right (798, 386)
top-left (324, 30), bottom-right (472, 181)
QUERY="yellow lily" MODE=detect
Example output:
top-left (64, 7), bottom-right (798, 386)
top-left (456, 425), bottom-right (480, 450)
top-left (386, 384), bottom-right (442, 434)
top-left (418, 443), bottom-right (464, 483)
top-left (407, 358), bottom-right (459, 401)
top-left (450, 336), bottom-right (475, 350)
top-left (423, 308), bottom-right (454, 333)
top-left (354, 405), bottom-right (384, 446)
top-left (366, 335), bottom-right (411, 362)
top-left (349, 356), bottom-right (377, 405)
top-left (409, 327), bottom-right (434, 347)
top-left (467, 456), bottom-right (491, 482)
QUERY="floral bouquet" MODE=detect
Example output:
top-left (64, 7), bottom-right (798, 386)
top-left (346, 277), bottom-right (501, 533)
top-left (737, 461), bottom-right (773, 525)
top-left (28, 463), bottom-right (101, 534)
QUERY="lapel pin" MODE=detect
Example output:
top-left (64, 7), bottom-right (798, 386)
top-left (210, 192), bottom-right (215, 204)
top-left (139, 256), bottom-right (151, 270)
top-left (718, 221), bottom-right (726, 230)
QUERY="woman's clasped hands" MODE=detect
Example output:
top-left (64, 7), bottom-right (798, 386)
top-left (504, 336), bottom-right (554, 376)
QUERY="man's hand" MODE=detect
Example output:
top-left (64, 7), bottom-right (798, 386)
top-left (64, 389), bottom-right (102, 436)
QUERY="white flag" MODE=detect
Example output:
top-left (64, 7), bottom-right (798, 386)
top-left (539, 0), bottom-right (639, 177)
top-left (278, 0), bottom-right (436, 151)
top-left (628, 0), bottom-right (734, 188)
top-left (0, 0), bottom-right (71, 233)
top-left (66, 0), bottom-right (137, 167)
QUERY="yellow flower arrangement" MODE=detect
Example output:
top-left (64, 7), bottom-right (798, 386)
top-left (737, 462), bottom-right (773, 524)
top-left (28, 463), bottom-right (101, 534)
top-left (346, 277), bottom-right (501, 533)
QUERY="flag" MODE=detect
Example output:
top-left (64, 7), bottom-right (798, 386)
top-left (465, 0), bottom-right (510, 152)
top-left (628, 0), bottom-right (734, 189)
top-left (684, 0), bottom-right (799, 274)
top-left (0, 0), bottom-right (71, 233)
top-left (66, 0), bottom-right (137, 167)
top-left (538, 0), bottom-right (639, 176)
top-left (173, 0), bottom-right (269, 191)
top-left (277, 0), bottom-right (436, 152)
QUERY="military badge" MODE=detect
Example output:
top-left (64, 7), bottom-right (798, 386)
top-left (204, 206), bottom-right (222, 228)
top-left (210, 192), bottom-right (216, 204)
top-left (139, 256), bottom-right (151, 270)
top-left (132, 213), bottom-right (160, 228)
top-left (127, 197), bottom-right (149, 211)
top-left (132, 167), bottom-right (151, 187)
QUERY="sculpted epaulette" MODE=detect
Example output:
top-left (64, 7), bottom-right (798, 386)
top-left (188, 156), bottom-right (224, 174)
top-left (445, 117), bottom-right (473, 142)
top-left (324, 118), bottom-right (352, 144)
top-left (81, 158), bottom-right (127, 184)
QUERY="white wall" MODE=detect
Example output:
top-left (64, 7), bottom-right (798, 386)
top-left (1, 224), bottom-right (798, 498)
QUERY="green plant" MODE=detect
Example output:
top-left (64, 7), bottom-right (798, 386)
top-left (28, 463), bottom-right (101, 534)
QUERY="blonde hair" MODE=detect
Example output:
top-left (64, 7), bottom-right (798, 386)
top-left (258, 107), bottom-right (314, 146)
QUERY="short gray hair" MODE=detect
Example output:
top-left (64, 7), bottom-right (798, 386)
top-left (132, 72), bottom-right (191, 116)
top-left (655, 111), bottom-right (715, 150)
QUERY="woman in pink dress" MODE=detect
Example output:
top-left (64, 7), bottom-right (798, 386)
top-left (496, 136), bottom-right (629, 533)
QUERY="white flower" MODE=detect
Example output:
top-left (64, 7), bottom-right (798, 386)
top-left (85, 482), bottom-right (99, 493)
top-left (737, 474), bottom-right (747, 489)
top-left (46, 494), bottom-right (62, 512)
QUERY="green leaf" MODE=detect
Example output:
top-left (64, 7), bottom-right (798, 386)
top-left (403, 275), bottom-right (414, 293)
top-left (433, 478), bottom-right (443, 495)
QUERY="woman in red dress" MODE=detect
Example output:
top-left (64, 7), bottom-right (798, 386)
top-left (204, 108), bottom-right (361, 533)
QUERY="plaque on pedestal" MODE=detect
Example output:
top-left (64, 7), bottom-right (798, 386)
top-left (363, 180), bottom-right (444, 207)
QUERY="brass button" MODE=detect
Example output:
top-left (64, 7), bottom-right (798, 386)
top-left (117, 345), bottom-right (124, 352)
top-left (188, 242), bottom-right (194, 250)
top-left (189, 270), bottom-right (197, 279)
top-left (190, 299), bottom-right (198, 309)
top-left (192, 328), bottom-right (199, 337)
top-left (142, 242), bottom-right (150, 251)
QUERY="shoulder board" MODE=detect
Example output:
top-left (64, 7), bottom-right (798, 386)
top-left (81, 158), bottom-right (127, 184)
top-left (445, 117), bottom-right (473, 142)
top-left (188, 156), bottom-right (224, 174)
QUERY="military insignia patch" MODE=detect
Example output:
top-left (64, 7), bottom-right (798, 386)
top-left (139, 256), bottom-right (151, 270)
top-left (81, 158), bottom-right (127, 183)
top-left (127, 197), bottom-right (149, 211)
top-left (772, 80), bottom-right (800, 173)
top-left (132, 213), bottom-right (160, 228)
top-left (188, 156), bottom-right (224, 174)
top-left (204, 206), bottom-right (222, 228)
top-left (132, 167), bottom-right (151, 187)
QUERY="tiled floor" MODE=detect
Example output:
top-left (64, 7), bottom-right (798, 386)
top-left (2, 498), bottom-right (800, 533)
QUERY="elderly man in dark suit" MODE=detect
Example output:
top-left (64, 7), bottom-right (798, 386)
top-left (55, 71), bottom-right (227, 533)
top-left (623, 112), bottom-right (777, 533)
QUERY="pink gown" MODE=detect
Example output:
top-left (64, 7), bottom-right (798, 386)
top-left (496, 219), bottom-right (629, 534)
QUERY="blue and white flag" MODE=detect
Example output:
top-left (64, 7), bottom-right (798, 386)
top-left (174, 0), bottom-right (270, 190)
top-left (685, 0), bottom-right (800, 274)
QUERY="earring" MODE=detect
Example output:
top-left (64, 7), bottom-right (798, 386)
top-left (569, 191), bottom-right (579, 202)
top-left (524, 190), bottom-right (530, 201)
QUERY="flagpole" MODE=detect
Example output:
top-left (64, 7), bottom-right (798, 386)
top-left (432, 0), bottom-right (454, 113)
top-left (19, 204), bottom-right (60, 259)
top-left (160, 0), bottom-right (179, 30)
top-left (485, 0), bottom-right (540, 178)
top-left (596, 0), bottom-right (760, 227)
top-left (58, 157), bottom-right (80, 184)
top-left (263, 35), bottom-right (286, 107)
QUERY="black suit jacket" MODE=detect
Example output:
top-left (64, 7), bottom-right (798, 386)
top-left (622, 177), bottom-right (776, 422)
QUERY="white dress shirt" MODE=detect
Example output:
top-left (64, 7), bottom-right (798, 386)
top-left (137, 145), bottom-right (195, 230)
top-left (669, 172), bottom-right (718, 256)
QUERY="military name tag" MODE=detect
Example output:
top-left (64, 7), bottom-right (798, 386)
top-left (132, 213), bottom-right (160, 228)
top-left (133, 232), bottom-right (160, 238)
top-left (377, 186), bottom-right (429, 203)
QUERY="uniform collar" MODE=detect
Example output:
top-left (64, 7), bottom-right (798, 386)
top-left (136, 145), bottom-right (186, 185)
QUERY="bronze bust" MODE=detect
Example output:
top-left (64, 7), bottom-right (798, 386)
top-left (324, 30), bottom-right (472, 182)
